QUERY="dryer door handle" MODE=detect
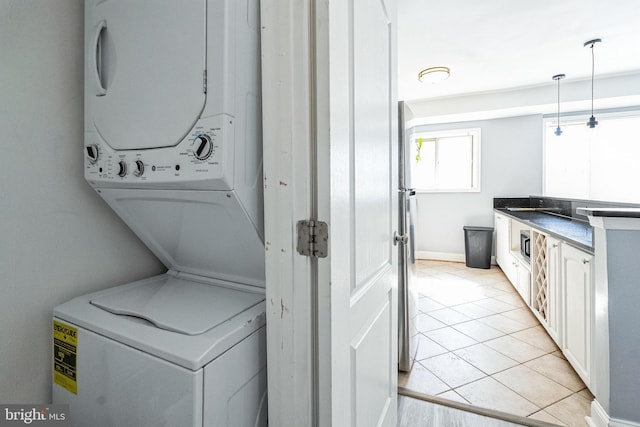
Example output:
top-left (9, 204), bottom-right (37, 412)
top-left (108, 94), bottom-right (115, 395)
top-left (93, 20), bottom-right (107, 96)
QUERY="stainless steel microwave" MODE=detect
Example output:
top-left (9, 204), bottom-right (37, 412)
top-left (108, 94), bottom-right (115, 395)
top-left (520, 230), bottom-right (531, 260)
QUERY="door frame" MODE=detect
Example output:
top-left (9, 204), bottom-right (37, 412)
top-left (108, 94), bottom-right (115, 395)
top-left (261, 0), bottom-right (322, 425)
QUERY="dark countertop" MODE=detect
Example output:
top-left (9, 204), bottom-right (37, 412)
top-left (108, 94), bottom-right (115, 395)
top-left (576, 207), bottom-right (640, 218)
top-left (495, 208), bottom-right (594, 253)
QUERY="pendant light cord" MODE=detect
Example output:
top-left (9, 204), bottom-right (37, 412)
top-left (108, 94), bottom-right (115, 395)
top-left (557, 78), bottom-right (561, 125)
top-left (552, 74), bottom-right (564, 135)
top-left (584, 38), bottom-right (601, 128)
top-left (590, 43), bottom-right (595, 116)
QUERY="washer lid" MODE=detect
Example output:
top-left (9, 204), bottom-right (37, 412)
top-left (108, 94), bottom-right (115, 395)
top-left (90, 275), bottom-right (263, 336)
top-left (87, 0), bottom-right (206, 150)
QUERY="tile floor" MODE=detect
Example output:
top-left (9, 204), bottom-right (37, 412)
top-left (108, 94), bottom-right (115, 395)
top-left (398, 260), bottom-right (593, 427)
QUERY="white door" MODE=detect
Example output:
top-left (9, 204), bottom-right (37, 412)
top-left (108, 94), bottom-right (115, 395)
top-left (322, 0), bottom-right (398, 426)
top-left (260, 0), bottom-right (398, 426)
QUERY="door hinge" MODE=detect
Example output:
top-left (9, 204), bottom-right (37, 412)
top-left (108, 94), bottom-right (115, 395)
top-left (393, 231), bottom-right (408, 246)
top-left (296, 220), bottom-right (328, 258)
top-left (203, 70), bottom-right (207, 94)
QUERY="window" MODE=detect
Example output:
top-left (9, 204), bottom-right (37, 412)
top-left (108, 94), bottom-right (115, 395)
top-left (410, 128), bottom-right (480, 192)
top-left (544, 112), bottom-right (640, 203)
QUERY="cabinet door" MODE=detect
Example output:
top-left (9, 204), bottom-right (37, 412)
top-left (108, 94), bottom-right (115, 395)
top-left (495, 213), bottom-right (516, 282)
top-left (494, 213), bottom-right (508, 266)
top-left (546, 237), bottom-right (561, 342)
top-left (561, 244), bottom-right (593, 386)
top-left (516, 261), bottom-right (531, 306)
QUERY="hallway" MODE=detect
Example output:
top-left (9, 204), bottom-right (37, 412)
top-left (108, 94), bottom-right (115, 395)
top-left (399, 260), bottom-right (593, 426)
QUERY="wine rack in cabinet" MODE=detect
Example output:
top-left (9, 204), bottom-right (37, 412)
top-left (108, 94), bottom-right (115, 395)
top-left (531, 231), bottom-right (549, 323)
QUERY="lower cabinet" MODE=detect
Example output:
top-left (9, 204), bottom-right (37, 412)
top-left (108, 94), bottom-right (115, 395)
top-left (561, 243), bottom-right (593, 386)
top-left (530, 232), bottom-right (562, 343)
top-left (546, 237), bottom-right (561, 342)
top-left (495, 213), bottom-right (516, 283)
top-left (494, 212), bottom-right (594, 390)
top-left (514, 258), bottom-right (531, 306)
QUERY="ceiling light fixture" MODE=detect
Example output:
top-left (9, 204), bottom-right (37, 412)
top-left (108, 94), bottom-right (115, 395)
top-left (418, 66), bottom-right (450, 84)
top-left (552, 74), bottom-right (565, 136)
top-left (584, 38), bottom-right (602, 129)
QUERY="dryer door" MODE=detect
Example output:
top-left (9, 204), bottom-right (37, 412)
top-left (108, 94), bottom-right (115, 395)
top-left (86, 0), bottom-right (206, 150)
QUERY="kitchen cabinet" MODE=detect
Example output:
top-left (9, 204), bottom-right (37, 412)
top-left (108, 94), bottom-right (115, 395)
top-left (531, 232), bottom-right (561, 343)
top-left (531, 231), bottom-right (548, 327)
top-left (513, 256), bottom-right (531, 306)
top-left (561, 243), bottom-right (593, 386)
top-left (494, 213), bottom-right (516, 283)
top-left (546, 236), bottom-right (561, 342)
top-left (494, 210), bottom-right (594, 391)
top-left (494, 212), bottom-right (530, 304)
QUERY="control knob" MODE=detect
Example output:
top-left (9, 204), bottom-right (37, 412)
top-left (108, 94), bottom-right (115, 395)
top-left (132, 160), bottom-right (144, 177)
top-left (117, 160), bottom-right (127, 177)
top-left (86, 145), bottom-right (99, 163)
top-left (193, 134), bottom-right (213, 160)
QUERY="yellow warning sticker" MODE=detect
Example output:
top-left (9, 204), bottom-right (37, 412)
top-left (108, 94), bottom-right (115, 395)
top-left (53, 320), bottom-right (78, 395)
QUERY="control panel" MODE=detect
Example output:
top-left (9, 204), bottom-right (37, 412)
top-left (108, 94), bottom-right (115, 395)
top-left (84, 115), bottom-right (234, 190)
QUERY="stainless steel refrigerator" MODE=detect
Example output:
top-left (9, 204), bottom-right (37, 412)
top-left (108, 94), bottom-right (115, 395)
top-left (398, 101), bottom-right (419, 372)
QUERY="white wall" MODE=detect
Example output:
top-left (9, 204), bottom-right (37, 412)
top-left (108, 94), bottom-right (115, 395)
top-left (0, 1), bottom-right (164, 403)
top-left (413, 115), bottom-right (542, 260)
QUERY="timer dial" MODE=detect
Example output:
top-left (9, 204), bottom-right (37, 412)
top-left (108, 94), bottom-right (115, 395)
top-left (132, 160), bottom-right (144, 177)
top-left (117, 161), bottom-right (127, 177)
top-left (86, 145), bottom-right (99, 163)
top-left (193, 134), bottom-right (213, 160)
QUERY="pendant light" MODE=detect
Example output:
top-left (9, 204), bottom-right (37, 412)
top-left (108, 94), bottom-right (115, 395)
top-left (552, 74), bottom-right (565, 136)
top-left (584, 38), bottom-right (602, 128)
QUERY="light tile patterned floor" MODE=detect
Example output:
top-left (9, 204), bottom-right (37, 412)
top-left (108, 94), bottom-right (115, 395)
top-left (399, 260), bottom-right (593, 427)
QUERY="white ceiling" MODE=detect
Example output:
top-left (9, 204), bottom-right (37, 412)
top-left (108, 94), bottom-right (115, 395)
top-left (398, 0), bottom-right (640, 102)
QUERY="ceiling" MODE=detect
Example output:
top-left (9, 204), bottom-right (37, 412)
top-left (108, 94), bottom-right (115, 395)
top-left (398, 0), bottom-right (640, 102)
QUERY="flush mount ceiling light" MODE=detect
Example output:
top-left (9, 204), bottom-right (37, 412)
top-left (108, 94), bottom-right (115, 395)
top-left (418, 66), bottom-right (450, 84)
top-left (584, 38), bottom-right (602, 129)
top-left (552, 74), bottom-right (566, 136)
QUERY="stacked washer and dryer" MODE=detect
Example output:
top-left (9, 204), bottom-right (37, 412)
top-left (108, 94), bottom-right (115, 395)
top-left (52, 1), bottom-right (267, 426)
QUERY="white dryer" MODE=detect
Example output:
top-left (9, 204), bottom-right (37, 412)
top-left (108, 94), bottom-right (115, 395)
top-left (53, 0), bottom-right (266, 426)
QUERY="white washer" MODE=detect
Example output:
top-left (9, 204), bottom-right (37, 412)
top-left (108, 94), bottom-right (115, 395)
top-left (53, 274), bottom-right (267, 427)
top-left (53, 0), bottom-right (266, 425)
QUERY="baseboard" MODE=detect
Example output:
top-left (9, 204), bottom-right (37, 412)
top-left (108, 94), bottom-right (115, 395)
top-left (416, 251), bottom-right (465, 262)
top-left (587, 401), bottom-right (610, 427)
top-left (587, 400), bottom-right (640, 427)
top-left (611, 418), bottom-right (640, 427)
top-left (416, 251), bottom-right (497, 265)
